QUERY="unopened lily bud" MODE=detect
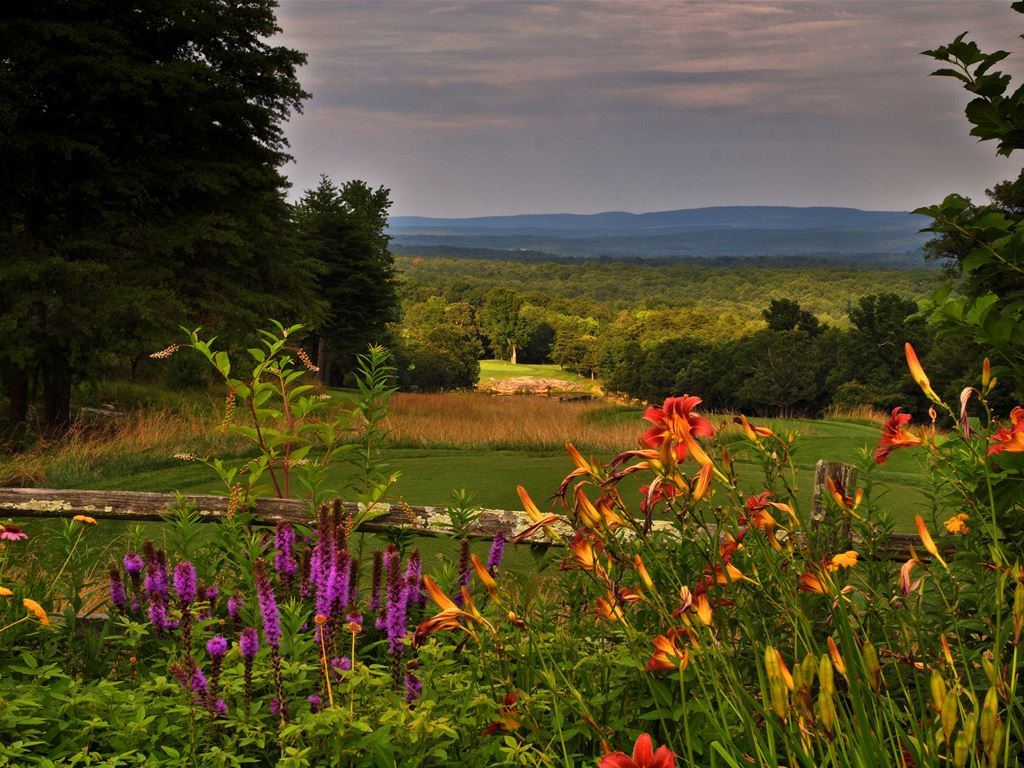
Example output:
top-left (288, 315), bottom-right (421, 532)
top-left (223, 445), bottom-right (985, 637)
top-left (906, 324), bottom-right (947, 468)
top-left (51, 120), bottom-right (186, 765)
top-left (800, 653), bottom-right (817, 689)
top-left (769, 678), bottom-right (789, 722)
top-left (862, 641), bottom-right (881, 694)
top-left (764, 646), bottom-right (780, 680)
top-left (819, 654), bottom-right (835, 697)
top-left (962, 712), bottom-right (977, 752)
top-left (941, 690), bottom-right (959, 742)
top-left (953, 730), bottom-right (971, 768)
top-left (817, 658), bottom-right (836, 735)
top-left (930, 670), bottom-right (948, 713)
top-left (987, 721), bottom-right (1003, 768)
top-left (982, 358), bottom-right (991, 390)
top-left (979, 688), bottom-right (999, 755)
top-left (981, 656), bottom-right (996, 684)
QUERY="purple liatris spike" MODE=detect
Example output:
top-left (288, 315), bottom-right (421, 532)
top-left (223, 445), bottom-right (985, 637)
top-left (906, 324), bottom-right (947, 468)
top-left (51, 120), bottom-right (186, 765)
top-left (148, 595), bottom-right (168, 631)
top-left (384, 545), bottom-right (408, 682)
top-left (309, 694), bottom-right (322, 713)
top-left (204, 585), bottom-right (220, 602)
top-left (206, 635), bottom-right (229, 659)
top-left (123, 552), bottom-right (144, 575)
top-left (487, 533), bottom-right (506, 572)
top-left (213, 699), bottom-right (227, 715)
top-left (369, 549), bottom-right (383, 614)
top-left (227, 593), bottom-right (243, 626)
top-left (253, 560), bottom-right (281, 649)
top-left (189, 663), bottom-right (208, 700)
top-left (269, 698), bottom-right (282, 717)
top-left (404, 673), bottom-right (422, 703)
top-left (274, 522), bottom-right (298, 580)
top-left (401, 550), bottom-right (421, 618)
top-left (239, 627), bottom-right (259, 660)
top-left (173, 561), bottom-right (198, 605)
top-left (109, 567), bottom-right (127, 610)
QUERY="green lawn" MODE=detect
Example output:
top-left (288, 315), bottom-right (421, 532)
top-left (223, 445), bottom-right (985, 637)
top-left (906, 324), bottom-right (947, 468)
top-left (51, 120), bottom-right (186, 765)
top-left (67, 431), bottom-right (930, 531)
top-left (478, 359), bottom-right (598, 388)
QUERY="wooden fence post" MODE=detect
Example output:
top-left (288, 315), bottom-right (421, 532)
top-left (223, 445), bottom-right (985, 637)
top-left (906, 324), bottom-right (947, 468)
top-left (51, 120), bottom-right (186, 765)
top-left (809, 459), bottom-right (857, 555)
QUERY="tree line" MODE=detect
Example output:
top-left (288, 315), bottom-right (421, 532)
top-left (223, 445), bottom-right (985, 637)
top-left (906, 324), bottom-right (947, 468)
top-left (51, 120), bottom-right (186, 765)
top-left (0, 2), bottom-right (397, 431)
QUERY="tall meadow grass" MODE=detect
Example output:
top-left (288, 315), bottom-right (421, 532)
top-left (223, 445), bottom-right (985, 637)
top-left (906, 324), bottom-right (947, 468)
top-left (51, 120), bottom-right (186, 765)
top-left (384, 393), bottom-right (642, 452)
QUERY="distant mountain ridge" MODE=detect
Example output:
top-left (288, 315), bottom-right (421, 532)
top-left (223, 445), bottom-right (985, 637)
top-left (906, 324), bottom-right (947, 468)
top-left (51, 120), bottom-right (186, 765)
top-left (388, 206), bottom-right (932, 259)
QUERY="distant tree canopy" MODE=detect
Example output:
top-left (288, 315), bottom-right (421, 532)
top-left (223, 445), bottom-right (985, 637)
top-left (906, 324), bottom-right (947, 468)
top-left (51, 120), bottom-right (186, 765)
top-left (0, 0), bottom-right (317, 428)
top-left (292, 176), bottom-right (398, 386)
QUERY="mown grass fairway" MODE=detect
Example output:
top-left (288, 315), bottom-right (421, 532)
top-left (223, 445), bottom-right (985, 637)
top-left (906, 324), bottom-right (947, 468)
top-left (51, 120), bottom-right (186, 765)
top-left (2, 371), bottom-right (934, 530)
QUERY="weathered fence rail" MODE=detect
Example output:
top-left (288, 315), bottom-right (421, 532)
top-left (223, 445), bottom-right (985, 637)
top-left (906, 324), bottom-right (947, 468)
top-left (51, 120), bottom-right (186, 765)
top-left (0, 460), bottom-right (923, 558)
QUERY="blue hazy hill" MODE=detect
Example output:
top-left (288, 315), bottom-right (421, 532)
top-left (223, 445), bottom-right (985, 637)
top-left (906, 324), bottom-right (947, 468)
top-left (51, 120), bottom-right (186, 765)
top-left (388, 206), bottom-right (931, 258)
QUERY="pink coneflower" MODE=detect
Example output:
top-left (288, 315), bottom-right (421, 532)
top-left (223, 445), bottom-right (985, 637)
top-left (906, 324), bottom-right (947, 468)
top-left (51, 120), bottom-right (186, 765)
top-left (0, 525), bottom-right (28, 541)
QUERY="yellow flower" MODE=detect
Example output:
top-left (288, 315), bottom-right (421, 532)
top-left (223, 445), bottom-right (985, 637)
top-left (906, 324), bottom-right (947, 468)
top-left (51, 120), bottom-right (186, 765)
top-left (944, 513), bottom-right (969, 535)
top-left (23, 598), bottom-right (48, 626)
top-left (826, 550), bottom-right (859, 572)
top-left (72, 514), bottom-right (97, 525)
top-left (0, 586), bottom-right (13, 598)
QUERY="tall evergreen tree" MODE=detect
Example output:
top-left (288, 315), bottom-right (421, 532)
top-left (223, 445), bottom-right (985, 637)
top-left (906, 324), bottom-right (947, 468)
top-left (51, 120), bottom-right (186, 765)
top-left (293, 176), bottom-right (398, 385)
top-left (0, 0), bottom-right (317, 429)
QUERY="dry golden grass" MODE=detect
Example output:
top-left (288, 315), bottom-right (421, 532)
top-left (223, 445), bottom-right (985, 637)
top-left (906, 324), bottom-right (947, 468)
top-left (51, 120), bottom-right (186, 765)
top-left (384, 392), bottom-right (643, 452)
top-left (822, 403), bottom-right (889, 424)
top-left (0, 409), bottom-right (247, 487)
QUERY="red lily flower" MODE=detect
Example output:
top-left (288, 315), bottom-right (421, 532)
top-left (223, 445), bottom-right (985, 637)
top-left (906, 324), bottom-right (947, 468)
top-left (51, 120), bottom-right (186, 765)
top-left (874, 407), bottom-right (924, 464)
top-left (989, 406), bottom-right (1024, 455)
top-left (640, 396), bottom-right (715, 465)
top-left (599, 733), bottom-right (677, 768)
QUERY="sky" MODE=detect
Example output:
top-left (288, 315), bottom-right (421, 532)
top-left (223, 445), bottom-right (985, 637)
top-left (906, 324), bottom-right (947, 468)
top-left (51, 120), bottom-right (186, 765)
top-left (274, 1), bottom-right (1024, 218)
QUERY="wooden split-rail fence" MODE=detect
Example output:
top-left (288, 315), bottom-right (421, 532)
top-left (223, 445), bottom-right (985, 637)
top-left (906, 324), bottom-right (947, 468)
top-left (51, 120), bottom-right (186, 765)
top-left (0, 460), bottom-right (921, 559)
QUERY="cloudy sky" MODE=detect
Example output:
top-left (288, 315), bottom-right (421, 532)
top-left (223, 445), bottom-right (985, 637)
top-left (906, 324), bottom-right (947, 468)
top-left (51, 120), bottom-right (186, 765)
top-left (274, 1), bottom-right (1024, 217)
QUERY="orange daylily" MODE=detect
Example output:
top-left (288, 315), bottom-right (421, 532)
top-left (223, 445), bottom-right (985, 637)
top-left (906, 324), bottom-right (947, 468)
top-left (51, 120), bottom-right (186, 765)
top-left (826, 550), bottom-right (859, 572)
top-left (600, 732), bottom-right (678, 768)
top-left (691, 463), bottom-right (713, 502)
top-left (0, 586), bottom-right (12, 598)
top-left (826, 477), bottom-right (864, 514)
top-left (640, 396), bottom-right (715, 466)
top-left (469, 554), bottom-right (500, 601)
top-left (634, 555), bottom-right (654, 590)
top-left (798, 570), bottom-right (828, 594)
top-left (513, 485), bottom-right (562, 543)
top-left (989, 406), bottom-right (1024, 455)
top-left (713, 562), bottom-right (746, 585)
top-left (72, 515), bottom-right (97, 525)
top-left (414, 575), bottom-right (493, 643)
top-left (566, 535), bottom-right (609, 579)
top-left (900, 549), bottom-right (922, 596)
top-left (734, 414), bottom-right (776, 442)
top-left (874, 407), bottom-right (925, 464)
top-left (574, 486), bottom-right (625, 531)
top-left (646, 629), bottom-right (689, 672)
top-left (905, 343), bottom-right (942, 404)
top-left (483, 690), bottom-right (522, 736)
top-left (23, 599), bottom-right (48, 626)
top-left (557, 443), bottom-right (602, 499)
top-left (915, 514), bottom-right (947, 568)
top-left (944, 513), bottom-right (969, 535)
top-left (596, 588), bottom-right (642, 623)
top-left (827, 637), bottom-right (847, 678)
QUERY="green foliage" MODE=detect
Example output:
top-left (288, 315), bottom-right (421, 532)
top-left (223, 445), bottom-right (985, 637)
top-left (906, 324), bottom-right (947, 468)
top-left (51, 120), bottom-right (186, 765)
top-left (292, 176), bottom-right (399, 386)
top-left (0, 0), bottom-right (317, 429)
top-left (396, 297), bottom-right (483, 391)
top-left (917, 14), bottom-right (1024, 395)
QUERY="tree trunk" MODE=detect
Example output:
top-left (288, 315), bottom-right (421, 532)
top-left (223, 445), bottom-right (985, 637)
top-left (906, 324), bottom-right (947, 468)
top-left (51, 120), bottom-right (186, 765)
top-left (6, 366), bottom-right (29, 424)
top-left (42, 361), bottom-right (72, 432)
top-left (510, 343), bottom-right (517, 365)
top-left (316, 337), bottom-right (326, 387)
